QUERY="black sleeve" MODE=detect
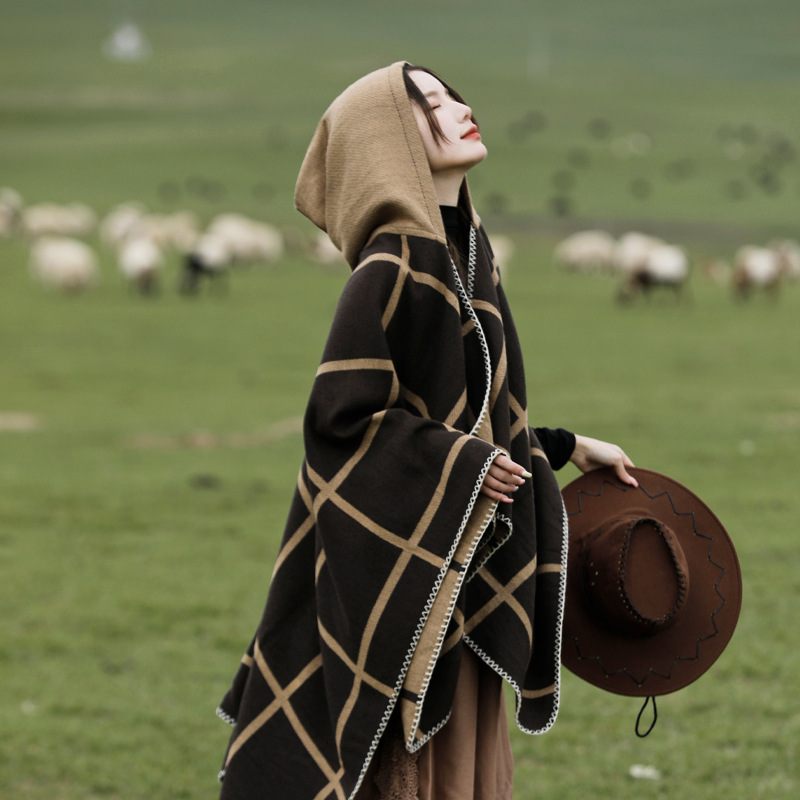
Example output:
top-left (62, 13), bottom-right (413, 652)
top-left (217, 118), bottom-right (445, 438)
top-left (532, 427), bottom-right (576, 471)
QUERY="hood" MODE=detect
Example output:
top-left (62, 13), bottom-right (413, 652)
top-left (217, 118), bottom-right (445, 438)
top-left (295, 61), bottom-right (476, 269)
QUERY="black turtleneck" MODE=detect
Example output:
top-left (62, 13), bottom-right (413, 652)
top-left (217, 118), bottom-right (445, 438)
top-left (440, 204), bottom-right (468, 262)
top-left (439, 205), bottom-right (576, 470)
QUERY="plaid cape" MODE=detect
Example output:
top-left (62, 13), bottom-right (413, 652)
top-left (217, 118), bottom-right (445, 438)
top-left (216, 62), bottom-right (568, 800)
top-left (216, 227), bottom-right (568, 798)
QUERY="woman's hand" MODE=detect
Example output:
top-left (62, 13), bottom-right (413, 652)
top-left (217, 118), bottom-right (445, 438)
top-left (569, 434), bottom-right (638, 487)
top-left (480, 453), bottom-right (531, 503)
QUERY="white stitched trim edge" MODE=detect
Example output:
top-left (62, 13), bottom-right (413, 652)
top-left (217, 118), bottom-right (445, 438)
top-left (216, 705), bottom-right (236, 727)
top-left (464, 495), bottom-right (570, 736)
top-left (466, 512), bottom-right (513, 582)
top-left (404, 448), bottom-right (502, 753)
top-left (348, 446), bottom-right (502, 798)
top-left (450, 229), bottom-right (494, 442)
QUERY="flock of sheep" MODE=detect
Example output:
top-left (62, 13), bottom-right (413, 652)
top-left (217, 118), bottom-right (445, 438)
top-left (0, 186), bottom-right (515, 297)
top-left (0, 187), bottom-right (297, 296)
top-left (1, 186), bottom-right (797, 304)
top-left (553, 228), bottom-right (800, 302)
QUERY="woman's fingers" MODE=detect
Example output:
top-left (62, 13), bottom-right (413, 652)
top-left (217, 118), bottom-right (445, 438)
top-left (570, 435), bottom-right (639, 488)
top-left (613, 452), bottom-right (638, 487)
top-left (481, 478), bottom-right (515, 503)
top-left (480, 454), bottom-right (532, 503)
top-left (487, 465), bottom-right (525, 486)
top-left (491, 454), bottom-right (532, 479)
top-left (484, 474), bottom-right (519, 494)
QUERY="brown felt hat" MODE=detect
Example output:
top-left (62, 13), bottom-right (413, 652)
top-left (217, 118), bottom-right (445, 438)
top-left (561, 467), bottom-right (742, 697)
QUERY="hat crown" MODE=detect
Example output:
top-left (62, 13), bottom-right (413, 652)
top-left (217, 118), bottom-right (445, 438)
top-left (580, 515), bottom-right (690, 638)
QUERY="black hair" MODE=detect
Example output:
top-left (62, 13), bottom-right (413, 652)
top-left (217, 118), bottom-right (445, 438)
top-left (402, 63), bottom-right (479, 146)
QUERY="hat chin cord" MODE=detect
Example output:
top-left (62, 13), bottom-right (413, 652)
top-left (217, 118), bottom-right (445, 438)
top-left (635, 695), bottom-right (658, 737)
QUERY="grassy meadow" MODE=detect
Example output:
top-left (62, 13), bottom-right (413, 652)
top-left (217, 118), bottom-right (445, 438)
top-left (1, 1), bottom-right (799, 798)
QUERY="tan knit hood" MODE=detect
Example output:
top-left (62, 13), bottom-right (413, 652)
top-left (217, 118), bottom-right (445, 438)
top-left (296, 61), bottom-right (462, 268)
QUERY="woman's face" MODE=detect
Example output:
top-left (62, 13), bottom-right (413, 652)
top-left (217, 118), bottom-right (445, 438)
top-left (408, 70), bottom-right (487, 178)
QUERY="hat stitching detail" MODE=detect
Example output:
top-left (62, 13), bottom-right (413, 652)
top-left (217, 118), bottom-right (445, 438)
top-left (616, 518), bottom-right (689, 630)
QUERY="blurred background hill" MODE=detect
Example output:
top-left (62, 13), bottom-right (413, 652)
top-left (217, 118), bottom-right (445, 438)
top-left (2, 0), bottom-right (799, 238)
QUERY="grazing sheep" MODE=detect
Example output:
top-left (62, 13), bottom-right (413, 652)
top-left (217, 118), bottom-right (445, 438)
top-left (179, 233), bottom-right (231, 295)
top-left (22, 202), bottom-right (97, 238)
top-left (554, 230), bottom-right (616, 273)
top-left (29, 236), bottom-right (99, 293)
top-left (768, 239), bottom-right (800, 282)
top-left (0, 187), bottom-right (23, 238)
top-left (117, 237), bottom-right (164, 295)
top-left (99, 202), bottom-right (148, 250)
top-left (617, 243), bottom-right (690, 302)
top-left (129, 211), bottom-right (200, 254)
top-left (611, 231), bottom-right (666, 275)
top-left (101, 204), bottom-right (200, 254)
top-left (731, 246), bottom-right (785, 300)
top-left (205, 213), bottom-right (284, 265)
top-left (101, 204), bottom-right (202, 296)
top-left (179, 214), bottom-right (284, 294)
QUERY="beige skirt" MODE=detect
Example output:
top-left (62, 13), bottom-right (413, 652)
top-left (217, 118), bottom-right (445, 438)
top-left (357, 647), bottom-right (514, 800)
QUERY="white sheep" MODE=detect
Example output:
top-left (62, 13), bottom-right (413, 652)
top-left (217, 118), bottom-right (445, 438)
top-left (311, 231), bottom-right (346, 267)
top-left (767, 239), bottom-right (800, 282)
top-left (129, 211), bottom-right (200, 254)
top-left (117, 237), bottom-right (164, 294)
top-left (29, 236), bottom-right (99, 292)
top-left (489, 234), bottom-right (516, 269)
top-left (731, 246), bottom-right (785, 300)
top-left (205, 213), bottom-right (284, 265)
top-left (617, 243), bottom-right (690, 302)
top-left (22, 202), bottom-right (97, 238)
top-left (99, 202), bottom-right (148, 250)
top-left (553, 230), bottom-right (616, 273)
top-left (192, 233), bottom-right (231, 271)
top-left (611, 231), bottom-right (666, 275)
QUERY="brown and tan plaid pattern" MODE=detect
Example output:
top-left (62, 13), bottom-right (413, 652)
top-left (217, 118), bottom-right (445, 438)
top-left (216, 228), bottom-right (568, 799)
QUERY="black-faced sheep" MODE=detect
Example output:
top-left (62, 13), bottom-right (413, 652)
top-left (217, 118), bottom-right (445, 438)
top-left (179, 233), bottom-right (231, 295)
top-left (179, 214), bottom-right (284, 295)
top-left (617, 243), bottom-right (690, 303)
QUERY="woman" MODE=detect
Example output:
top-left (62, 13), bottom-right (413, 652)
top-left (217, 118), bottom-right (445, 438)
top-left (216, 62), bottom-right (636, 800)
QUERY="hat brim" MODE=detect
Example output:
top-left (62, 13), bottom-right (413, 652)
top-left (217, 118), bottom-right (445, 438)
top-left (561, 467), bottom-right (742, 697)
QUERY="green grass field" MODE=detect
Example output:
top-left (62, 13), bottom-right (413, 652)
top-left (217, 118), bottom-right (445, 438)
top-left (2, 1), bottom-right (799, 798)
